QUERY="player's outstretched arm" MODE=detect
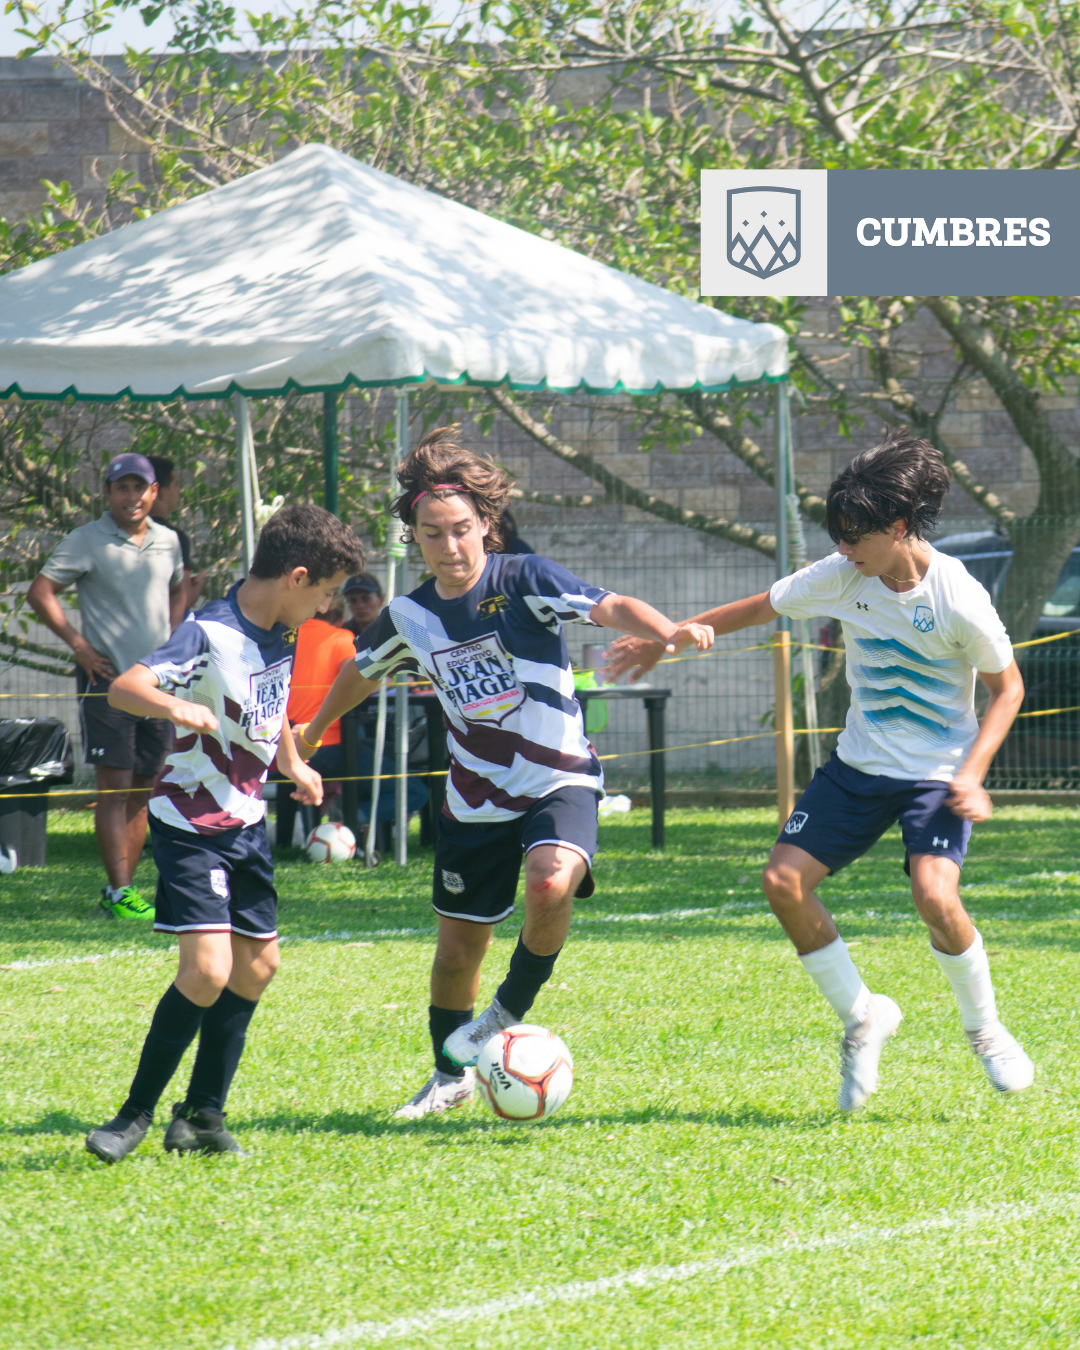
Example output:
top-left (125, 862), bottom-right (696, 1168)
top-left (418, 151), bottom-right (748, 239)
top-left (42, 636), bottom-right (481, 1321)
top-left (277, 716), bottom-right (324, 807)
top-left (589, 593), bottom-right (713, 653)
top-left (108, 662), bottom-right (220, 733)
top-left (296, 657), bottom-right (380, 761)
top-left (947, 660), bottom-right (1025, 822)
top-left (604, 591), bottom-right (777, 684)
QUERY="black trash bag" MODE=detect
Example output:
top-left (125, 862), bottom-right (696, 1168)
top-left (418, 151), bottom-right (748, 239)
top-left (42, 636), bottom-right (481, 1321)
top-left (0, 718), bottom-right (73, 788)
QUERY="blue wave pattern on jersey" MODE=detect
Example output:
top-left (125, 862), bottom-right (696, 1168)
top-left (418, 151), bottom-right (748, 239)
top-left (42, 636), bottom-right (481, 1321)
top-left (852, 636), bottom-right (961, 669)
top-left (861, 704), bottom-right (958, 744)
top-left (850, 662), bottom-right (956, 697)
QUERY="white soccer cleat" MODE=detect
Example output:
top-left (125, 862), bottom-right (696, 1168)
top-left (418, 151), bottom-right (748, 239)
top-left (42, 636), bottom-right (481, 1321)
top-left (393, 1068), bottom-right (476, 1120)
top-left (838, 993), bottom-right (903, 1113)
top-left (966, 1023), bottom-right (1034, 1094)
top-left (442, 998), bottom-right (519, 1068)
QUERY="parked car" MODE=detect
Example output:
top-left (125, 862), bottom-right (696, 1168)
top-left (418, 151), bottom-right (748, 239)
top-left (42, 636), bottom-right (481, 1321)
top-left (935, 530), bottom-right (1080, 786)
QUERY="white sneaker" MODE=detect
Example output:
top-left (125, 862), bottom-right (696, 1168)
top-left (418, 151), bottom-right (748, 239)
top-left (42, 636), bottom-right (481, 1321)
top-left (838, 993), bottom-right (903, 1113)
top-left (967, 1022), bottom-right (1034, 1094)
top-left (393, 1068), bottom-right (475, 1120)
top-left (442, 998), bottom-right (519, 1068)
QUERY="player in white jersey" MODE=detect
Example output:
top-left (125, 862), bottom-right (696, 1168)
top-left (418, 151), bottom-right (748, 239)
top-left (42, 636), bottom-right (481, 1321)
top-left (607, 430), bottom-right (1032, 1111)
top-left (85, 506), bottom-right (364, 1164)
top-left (298, 428), bottom-right (714, 1119)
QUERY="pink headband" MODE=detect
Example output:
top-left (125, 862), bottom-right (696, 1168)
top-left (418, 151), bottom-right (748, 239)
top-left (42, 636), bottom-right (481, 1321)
top-left (411, 483), bottom-right (462, 511)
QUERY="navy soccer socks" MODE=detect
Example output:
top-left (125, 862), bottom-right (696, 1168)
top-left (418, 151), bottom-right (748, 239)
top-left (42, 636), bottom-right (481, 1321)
top-left (186, 988), bottom-right (259, 1112)
top-left (495, 936), bottom-right (561, 1020)
top-left (430, 1005), bottom-right (475, 1077)
top-left (121, 984), bottom-right (205, 1121)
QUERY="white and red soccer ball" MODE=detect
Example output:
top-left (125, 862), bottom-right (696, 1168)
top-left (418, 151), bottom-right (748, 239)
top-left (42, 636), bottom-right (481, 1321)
top-left (304, 822), bottom-right (356, 863)
top-left (476, 1024), bottom-right (574, 1122)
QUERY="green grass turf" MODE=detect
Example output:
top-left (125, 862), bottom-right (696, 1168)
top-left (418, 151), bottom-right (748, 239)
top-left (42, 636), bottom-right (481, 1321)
top-left (1, 806), bottom-right (1079, 1349)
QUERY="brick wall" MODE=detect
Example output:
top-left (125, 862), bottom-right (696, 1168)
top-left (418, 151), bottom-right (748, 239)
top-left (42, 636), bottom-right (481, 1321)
top-left (0, 55), bottom-right (148, 223)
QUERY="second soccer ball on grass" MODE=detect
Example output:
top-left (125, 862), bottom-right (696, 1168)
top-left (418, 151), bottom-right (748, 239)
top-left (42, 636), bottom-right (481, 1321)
top-left (476, 1025), bottom-right (574, 1122)
top-left (305, 822), bottom-right (356, 863)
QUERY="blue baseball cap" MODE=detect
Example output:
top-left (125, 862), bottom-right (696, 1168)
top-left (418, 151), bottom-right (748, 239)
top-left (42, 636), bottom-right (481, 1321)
top-left (105, 452), bottom-right (156, 484)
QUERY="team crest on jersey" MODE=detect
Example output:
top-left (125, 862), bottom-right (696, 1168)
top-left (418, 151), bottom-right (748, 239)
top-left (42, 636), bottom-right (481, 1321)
top-left (242, 657), bottom-right (291, 743)
top-left (428, 632), bottom-right (525, 727)
top-left (209, 868), bottom-right (230, 898)
top-left (441, 869), bottom-right (466, 895)
top-left (913, 605), bottom-right (935, 633)
top-left (283, 627), bottom-right (299, 646)
top-left (477, 594), bottom-right (509, 617)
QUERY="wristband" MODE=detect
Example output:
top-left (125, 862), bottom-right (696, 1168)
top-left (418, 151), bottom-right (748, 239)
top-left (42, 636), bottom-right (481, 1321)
top-left (297, 725), bottom-right (323, 750)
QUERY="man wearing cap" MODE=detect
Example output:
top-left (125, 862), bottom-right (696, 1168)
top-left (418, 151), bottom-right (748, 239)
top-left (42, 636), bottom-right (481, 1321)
top-left (29, 453), bottom-right (185, 920)
top-left (341, 573), bottom-right (384, 638)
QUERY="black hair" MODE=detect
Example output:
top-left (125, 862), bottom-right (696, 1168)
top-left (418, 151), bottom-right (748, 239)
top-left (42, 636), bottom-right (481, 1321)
top-left (147, 455), bottom-right (176, 489)
top-left (826, 428), bottom-right (951, 544)
top-left (250, 504), bottom-right (365, 583)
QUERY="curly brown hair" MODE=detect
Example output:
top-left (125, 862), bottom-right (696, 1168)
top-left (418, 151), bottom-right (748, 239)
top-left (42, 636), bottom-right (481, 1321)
top-left (391, 425), bottom-right (511, 552)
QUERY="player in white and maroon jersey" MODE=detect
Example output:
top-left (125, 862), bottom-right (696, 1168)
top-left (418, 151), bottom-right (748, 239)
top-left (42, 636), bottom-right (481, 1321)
top-left (299, 427), bottom-right (714, 1120)
top-left (84, 506), bottom-right (364, 1165)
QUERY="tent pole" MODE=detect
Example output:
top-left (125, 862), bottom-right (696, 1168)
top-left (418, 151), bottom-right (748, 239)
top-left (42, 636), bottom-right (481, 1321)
top-left (233, 393), bottom-right (256, 572)
top-left (774, 381), bottom-right (795, 830)
top-left (393, 391), bottom-right (410, 867)
top-left (322, 391), bottom-right (339, 517)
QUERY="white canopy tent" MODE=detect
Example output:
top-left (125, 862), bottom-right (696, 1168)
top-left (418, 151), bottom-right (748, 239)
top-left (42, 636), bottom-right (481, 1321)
top-left (0, 143), bottom-right (795, 857)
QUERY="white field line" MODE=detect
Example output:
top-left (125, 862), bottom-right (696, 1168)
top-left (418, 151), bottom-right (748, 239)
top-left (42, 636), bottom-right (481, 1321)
top-left (231, 1194), bottom-right (1077, 1350)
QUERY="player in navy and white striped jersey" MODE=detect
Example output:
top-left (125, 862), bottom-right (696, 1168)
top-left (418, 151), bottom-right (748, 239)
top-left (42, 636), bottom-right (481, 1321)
top-left (84, 505), bottom-right (364, 1165)
top-left (299, 428), bottom-right (714, 1120)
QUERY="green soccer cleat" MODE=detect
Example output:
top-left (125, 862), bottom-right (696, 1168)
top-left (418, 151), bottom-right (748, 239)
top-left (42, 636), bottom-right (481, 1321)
top-left (99, 886), bottom-right (154, 922)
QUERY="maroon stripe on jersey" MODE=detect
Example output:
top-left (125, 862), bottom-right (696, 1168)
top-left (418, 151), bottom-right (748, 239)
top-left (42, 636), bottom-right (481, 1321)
top-left (152, 780), bottom-right (247, 833)
top-left (448, 760), bottom-right (540, 814)
top-left (224, 695), bottom-right (244, 723)
top-left (199, 733), bottom-right (268, 797)
top-left (446, 719), bottom-right (598, 776)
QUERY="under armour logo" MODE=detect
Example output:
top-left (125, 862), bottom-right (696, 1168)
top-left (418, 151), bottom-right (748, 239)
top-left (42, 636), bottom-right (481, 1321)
top-left (933, 836), bottom-right (949, 849)
top-left (855, 601), bottom-right (870, 611)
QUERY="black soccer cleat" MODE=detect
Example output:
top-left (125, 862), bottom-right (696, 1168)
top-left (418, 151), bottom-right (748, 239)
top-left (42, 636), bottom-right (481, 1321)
top-left (164, 1102), bottom-right (247, 1157)
top-left (85, 1111), bottom-right (152, 1164)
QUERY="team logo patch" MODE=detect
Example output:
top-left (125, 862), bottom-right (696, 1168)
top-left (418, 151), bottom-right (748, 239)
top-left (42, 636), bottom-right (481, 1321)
top-left (209, 868), bottom-right (230, 899)
top-left (784, 811), bottom-right (809, 835)
top-left (243, 657), bottom-right (291, 743)
top-left (727, 186), bottom-right (801, 279)
top-left (429, 632), bottom-right (525, 727)
top-left (441, 869), bottom-right (466, 895)
top-left (913, 605), bottom-right (935, 633)
top-left (477, 594), bottom-right (509, 617)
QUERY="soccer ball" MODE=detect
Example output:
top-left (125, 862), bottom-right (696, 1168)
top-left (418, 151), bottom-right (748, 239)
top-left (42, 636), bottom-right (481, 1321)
top-left (305, 822), bottom-right (356, 863)
top-left (476, 1024), bottom-right (574, 1123)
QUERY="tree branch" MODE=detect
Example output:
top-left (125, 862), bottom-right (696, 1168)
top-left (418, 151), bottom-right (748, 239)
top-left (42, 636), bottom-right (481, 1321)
top-left (487, 388), bottom-right (775, 557)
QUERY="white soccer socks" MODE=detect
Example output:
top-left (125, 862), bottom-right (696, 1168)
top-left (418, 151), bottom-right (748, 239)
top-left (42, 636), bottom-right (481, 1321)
top-left (931, 929), bottom-right (1034, 1093)
top-left (799, 936), bottom-right (872, 1032)
top-left (929, 929), bottom-right (997, 1033)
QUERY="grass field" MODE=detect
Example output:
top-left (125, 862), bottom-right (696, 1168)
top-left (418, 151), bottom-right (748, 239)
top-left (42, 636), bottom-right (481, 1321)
top-left (1, 805), bottom-right (1079, 1349)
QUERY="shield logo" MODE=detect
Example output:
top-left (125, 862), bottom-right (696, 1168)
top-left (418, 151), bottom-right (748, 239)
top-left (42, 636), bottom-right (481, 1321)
top-left (913, 605), bottom-right (935, 633)
top-left (783, 810), bottom-right (809, 835)
top-left (727, 187), bottom-right (801, 279)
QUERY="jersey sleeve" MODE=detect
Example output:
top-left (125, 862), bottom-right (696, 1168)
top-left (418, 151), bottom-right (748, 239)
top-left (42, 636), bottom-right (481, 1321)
top-left (353, 607), bottom-right (419, 680)
top-left (949, 581), bottom-right (1014, 673)
top-left (39, 527), bottom-right (91, 587)
top-left (140, 616), bottom-right (211, 689)
top-left (515, 555), bottom-right (612, 632)
top-left (770, 555), bottom-right (845, 620)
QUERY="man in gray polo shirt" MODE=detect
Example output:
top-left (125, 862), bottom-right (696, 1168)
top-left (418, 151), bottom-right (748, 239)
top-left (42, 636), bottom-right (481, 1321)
top-left (29, 453), bottom-right (184, 920)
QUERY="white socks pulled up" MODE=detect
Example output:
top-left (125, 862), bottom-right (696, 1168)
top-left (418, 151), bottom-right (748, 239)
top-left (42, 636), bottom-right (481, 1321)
top-left (930, 928), bottom-right (999, 1033)
top-left (799, 936), bottom-right (872, 1033)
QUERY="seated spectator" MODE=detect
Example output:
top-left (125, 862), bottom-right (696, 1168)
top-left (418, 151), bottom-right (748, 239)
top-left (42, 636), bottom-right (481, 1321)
top-left (147, 456), bottom-right (205, 613)
top-left (276, 594), bottom-right (426, 847)
top-left (341, 573), bottom-right (384, 637)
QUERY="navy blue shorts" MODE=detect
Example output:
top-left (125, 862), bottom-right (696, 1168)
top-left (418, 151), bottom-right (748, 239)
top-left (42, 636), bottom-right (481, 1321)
top-left (777, 753), bottom-right (971, 875)
top-left (149, 814), bottom-right (279, 940)
top-left (433, 786), bottom-right (600, 924)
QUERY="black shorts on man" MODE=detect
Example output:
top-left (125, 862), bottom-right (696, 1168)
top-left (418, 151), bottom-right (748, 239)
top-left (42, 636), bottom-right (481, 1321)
top-left (77, 669), bottom-right (173, 776)
top-left (149, 814), bottom-right (278, 939)
top-left (433, 785), bottom-right (600, 923)
top-left (778, 751), bottom-right (971, 876)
